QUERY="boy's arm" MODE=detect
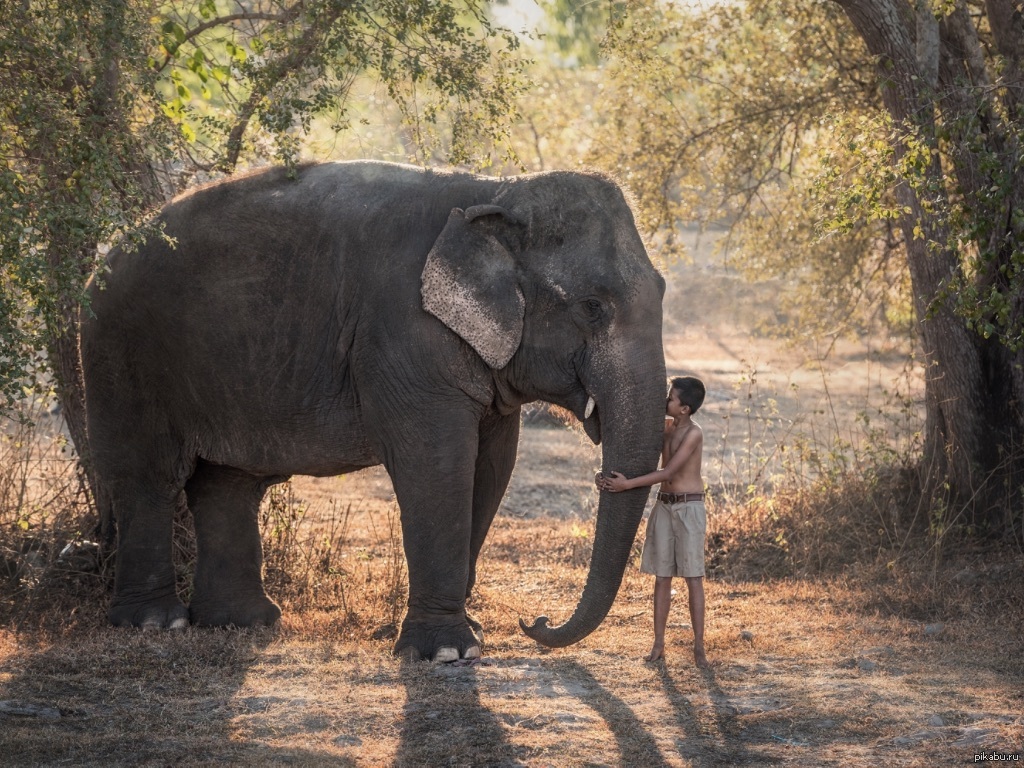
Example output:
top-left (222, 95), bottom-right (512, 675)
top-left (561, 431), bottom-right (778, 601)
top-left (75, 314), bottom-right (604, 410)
top-left (600, 428), bottom-right (702, 492)
top-left (662, 418), bottom-right (675, 466)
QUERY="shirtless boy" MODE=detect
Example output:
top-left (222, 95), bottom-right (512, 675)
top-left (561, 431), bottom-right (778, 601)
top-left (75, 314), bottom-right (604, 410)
top-left (596, 376), bottom-right (708, 667)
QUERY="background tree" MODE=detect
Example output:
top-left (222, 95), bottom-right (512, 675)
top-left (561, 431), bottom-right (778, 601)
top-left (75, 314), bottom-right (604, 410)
top-left (0, 0), bottom-right (523, 533)
top-left (586, 0), bottom-right (1023, 532)
top-left (828, 0), bottom-right (1024, 530)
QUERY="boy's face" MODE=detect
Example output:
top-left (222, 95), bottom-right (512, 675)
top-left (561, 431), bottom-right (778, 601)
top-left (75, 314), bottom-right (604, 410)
top-left (666, 389), bottom-right (688, 419)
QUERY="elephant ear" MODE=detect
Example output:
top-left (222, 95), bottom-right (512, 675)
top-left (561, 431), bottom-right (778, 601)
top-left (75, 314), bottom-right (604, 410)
top-left (421, 206), bottom-right (524, 369)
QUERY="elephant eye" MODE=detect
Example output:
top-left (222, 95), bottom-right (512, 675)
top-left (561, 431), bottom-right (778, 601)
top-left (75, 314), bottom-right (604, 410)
top-left (579, 297), bottom-right (608, 325)
top-left (572, 296), bottom-right (610, 335)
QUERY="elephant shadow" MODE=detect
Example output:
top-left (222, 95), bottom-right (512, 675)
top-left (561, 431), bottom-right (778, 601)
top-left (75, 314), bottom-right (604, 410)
top-left (0, 627), bottom-right (354, 766)
top-left (397, 658), bottom-right (519, 765)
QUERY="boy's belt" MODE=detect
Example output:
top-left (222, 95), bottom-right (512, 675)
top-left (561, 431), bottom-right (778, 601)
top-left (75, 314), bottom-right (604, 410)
top-left (657, 491), bottom-right (704, 503)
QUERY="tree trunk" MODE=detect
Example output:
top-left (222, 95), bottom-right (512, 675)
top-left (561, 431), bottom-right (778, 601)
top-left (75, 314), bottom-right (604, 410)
top-left (47, 284), bottom-right (115, 545)
top-left (37, 0), bottom-right (167, 546)
top-left (832, 0), bottom-right (1024, 525)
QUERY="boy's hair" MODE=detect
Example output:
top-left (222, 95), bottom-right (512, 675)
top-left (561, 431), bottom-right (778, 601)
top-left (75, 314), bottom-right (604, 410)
top-left (670, 376), bottom-right (706, 414)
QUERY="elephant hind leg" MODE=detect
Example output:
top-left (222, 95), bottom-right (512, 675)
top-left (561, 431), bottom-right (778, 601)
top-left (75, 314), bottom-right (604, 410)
top-left (107, 483), bottom-right (190, 629)
top-left (185, 461), bottom-right (284, 627)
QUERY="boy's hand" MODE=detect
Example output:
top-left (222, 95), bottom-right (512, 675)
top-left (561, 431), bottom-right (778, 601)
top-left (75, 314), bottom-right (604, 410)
top-left (597, 471), bottom-right (629, 492)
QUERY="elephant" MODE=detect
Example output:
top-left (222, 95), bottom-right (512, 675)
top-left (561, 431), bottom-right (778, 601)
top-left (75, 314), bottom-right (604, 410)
top-left (80, 160), bottom-right (667, 661)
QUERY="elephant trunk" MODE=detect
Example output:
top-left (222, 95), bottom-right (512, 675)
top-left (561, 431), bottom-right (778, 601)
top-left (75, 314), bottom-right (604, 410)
top-left (520, 352), bottom-right (666, 648)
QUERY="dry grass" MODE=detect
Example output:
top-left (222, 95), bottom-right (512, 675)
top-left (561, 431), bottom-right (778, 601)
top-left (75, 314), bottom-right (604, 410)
top-left (1, 416), bottom-right (1022, 766)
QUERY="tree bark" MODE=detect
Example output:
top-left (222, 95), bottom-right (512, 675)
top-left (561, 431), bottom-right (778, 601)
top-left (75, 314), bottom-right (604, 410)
top-left (831, 0), bottom-right (1022, 518)
top-left (38, 0), bottom-right (166, 545)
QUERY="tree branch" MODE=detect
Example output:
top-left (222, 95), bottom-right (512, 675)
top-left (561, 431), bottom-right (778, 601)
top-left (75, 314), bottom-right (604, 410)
top-left (220, 14), bottom-right (331, 171)
top-left (155, 10), bottom-right (299, 72)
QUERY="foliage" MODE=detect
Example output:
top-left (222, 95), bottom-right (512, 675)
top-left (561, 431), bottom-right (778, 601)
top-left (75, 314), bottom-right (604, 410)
top-left (0, 0), bottom-right (524, 412)
top-left (0, 0), bottom-right (170, 408)
top-left (155, 0), bottom-right (524, 173)
top-left (534, 0), bottom-right (1024, 527)
top-left (585, 0), bottom-right (906, 340)
top-left (537, 0), bottom-right (623, 67)
top-left (591, 0), bottom-right (1024, 352)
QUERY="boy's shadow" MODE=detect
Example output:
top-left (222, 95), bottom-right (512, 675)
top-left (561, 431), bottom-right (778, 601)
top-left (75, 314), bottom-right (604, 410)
top-left (655, 662), bottom-right (773, 765)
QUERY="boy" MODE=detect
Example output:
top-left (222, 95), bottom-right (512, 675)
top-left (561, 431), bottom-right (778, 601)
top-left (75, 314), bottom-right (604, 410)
top-left (596, 376), bottom-right (708, 667)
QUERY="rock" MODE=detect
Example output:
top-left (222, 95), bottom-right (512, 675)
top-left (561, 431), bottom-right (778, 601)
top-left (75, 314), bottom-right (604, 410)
top-left (862, 646), bottom-right (895, 657)
top-left (953, 727), bottom-right (999, 747)
top-left (953, 568), bottom-right (979, 585)
top-left (334, 734), bottom-right (363, 747)
top-left (0, 700), bottom-right (61, 720)
top-left (924, 623), bottom-right (945, 636)
top-left (716, 696), bottom-right (786, 715)
top-left (891, 729), bottom-right (941, 746)
top-left (57, 540), bottom-right (101, 572)
top-left (740, 630), bottom-right (754, 642)
top-left (987, 563), bottom-right (1012, 577)
top-left (857, 659), bottom-right (878, 672)
top-left (927, 715), bottom-right (945, 727)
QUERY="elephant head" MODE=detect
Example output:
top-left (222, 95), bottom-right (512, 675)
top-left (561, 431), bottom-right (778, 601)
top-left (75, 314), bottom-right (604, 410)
top-left (421, 170), bottom-right (667, 648)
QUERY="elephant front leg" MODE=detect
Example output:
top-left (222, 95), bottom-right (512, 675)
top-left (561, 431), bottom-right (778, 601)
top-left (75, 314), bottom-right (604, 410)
top-left (387, 431), bottom-right (482, 662)
top-left (465, 410), bottom-right (521, 643)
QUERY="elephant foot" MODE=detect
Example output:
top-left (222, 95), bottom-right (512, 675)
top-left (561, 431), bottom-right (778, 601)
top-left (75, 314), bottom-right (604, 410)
top-left (109, 594), bottom-right (189, 630)
top-left (189, 593), bottom-right (282, 628)
top-left (394, 615), bottom-right (483, 663)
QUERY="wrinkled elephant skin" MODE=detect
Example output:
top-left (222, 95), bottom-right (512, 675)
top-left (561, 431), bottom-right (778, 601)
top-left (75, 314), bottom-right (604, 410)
top-left (81, 161), bottom-right (667, 660)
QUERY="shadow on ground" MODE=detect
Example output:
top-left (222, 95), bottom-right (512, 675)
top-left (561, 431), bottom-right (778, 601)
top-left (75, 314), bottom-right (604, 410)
top-left (0, 627), bottom-right (352, 767)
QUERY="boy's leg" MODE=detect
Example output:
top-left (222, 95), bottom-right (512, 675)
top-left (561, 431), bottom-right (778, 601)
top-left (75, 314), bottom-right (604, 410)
top-left (685, 576), bottom-right (709, 668)
top-left (648, 576), bottom-right (673, 662)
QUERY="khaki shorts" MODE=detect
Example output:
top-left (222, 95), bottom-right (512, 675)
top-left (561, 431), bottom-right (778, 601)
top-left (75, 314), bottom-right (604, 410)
top-left (640, 499), bottom-right (706, 578)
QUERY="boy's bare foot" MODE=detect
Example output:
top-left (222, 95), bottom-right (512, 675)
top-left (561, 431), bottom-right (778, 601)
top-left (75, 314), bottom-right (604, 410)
top-left (693, 646), bottom-right (709, 668)
top-left (646, 644), bottom-right (665, 662)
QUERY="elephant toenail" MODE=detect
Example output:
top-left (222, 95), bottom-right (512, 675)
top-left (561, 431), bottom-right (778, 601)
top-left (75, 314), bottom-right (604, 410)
top-left (169, 617), bottom-right (189, 630)
top-left (434, 647), bottom-right (459, 663)
top-left (464, 645), bottom-right (481, 660)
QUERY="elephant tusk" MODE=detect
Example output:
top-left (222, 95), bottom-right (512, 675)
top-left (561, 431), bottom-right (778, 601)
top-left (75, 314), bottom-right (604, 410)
top-left (585, 396), bottom-right (596, 420)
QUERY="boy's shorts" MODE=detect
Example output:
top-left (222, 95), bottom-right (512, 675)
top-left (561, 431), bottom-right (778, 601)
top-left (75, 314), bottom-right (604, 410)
top-left (640, 499), bottom-right (706, 578)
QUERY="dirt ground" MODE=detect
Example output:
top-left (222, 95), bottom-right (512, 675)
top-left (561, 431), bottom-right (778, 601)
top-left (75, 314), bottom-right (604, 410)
top-left (1, 441), bottom-right (1021, 766)
top-left (1, 234), bottom-right (1021, 766)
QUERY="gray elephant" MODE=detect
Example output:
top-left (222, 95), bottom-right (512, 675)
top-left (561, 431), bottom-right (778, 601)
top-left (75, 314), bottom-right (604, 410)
top-left (81, 160), bottom-right (666, 661)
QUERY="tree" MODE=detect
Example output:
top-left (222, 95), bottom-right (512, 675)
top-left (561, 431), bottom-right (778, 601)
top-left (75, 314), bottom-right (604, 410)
top-left (591, 0), bottom-right (1023, 532)
top-left (829, 0), bottom-right (1024, 529)
top-left (0, 0), bottom-right (522, 534)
